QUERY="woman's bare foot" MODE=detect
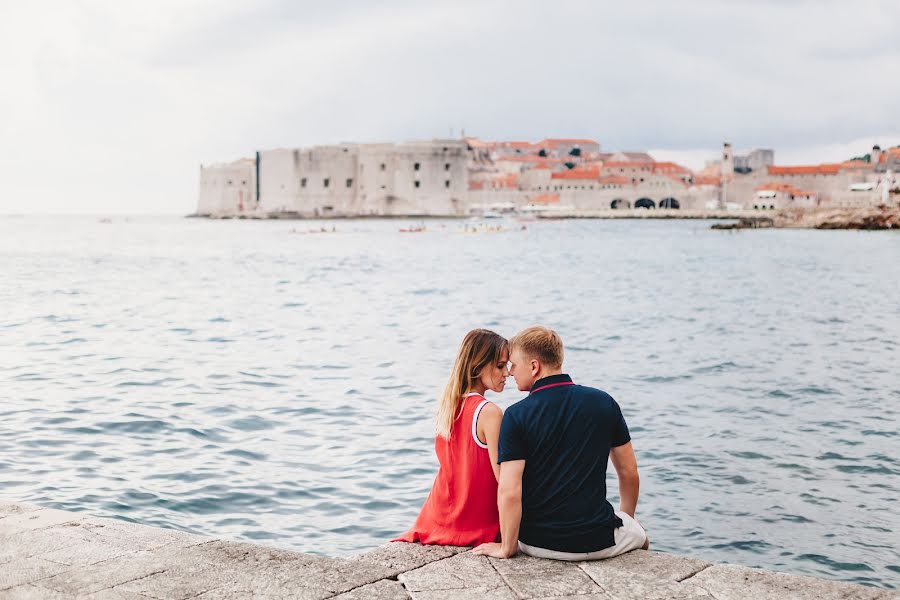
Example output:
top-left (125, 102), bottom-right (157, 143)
top-left (642, 535), bottom-right (650, 550)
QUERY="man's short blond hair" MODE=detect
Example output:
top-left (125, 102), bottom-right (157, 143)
top-left (509, 326), bottom-right (564, 369)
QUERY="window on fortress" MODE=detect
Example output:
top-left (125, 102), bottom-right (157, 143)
top-left (414, 162), bottom-right (421, 171)
top-left (445, 180), bottom-right (450, 188)
top-left (227, 180), bottom-right (232, 185)
top-left (241, 180), bottom-right (246, 185)
top-left (414, 181), bottom-right (421, 188)
top-left (445, 163), bottom-right (450, 171)
top-left (301, 178), bottom-right (307, 188)
top-left (380, 163), bottom-right (386, 171)
top-left (324, 178), bottom-right (330, 188)
top-left (346, 178), bottom-right (353, 188)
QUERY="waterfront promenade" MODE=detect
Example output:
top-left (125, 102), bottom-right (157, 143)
top-left (2, 502), bottom-right (893, 599)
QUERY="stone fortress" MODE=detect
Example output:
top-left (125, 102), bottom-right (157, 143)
top-left (196, 137), bottom-right (900, 218)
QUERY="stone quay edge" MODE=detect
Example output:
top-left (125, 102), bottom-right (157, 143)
top-left (1, 502), bottom-right (894, 599)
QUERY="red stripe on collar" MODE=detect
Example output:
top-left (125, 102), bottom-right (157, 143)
top-left (530, 381), bottom-right (575, 395)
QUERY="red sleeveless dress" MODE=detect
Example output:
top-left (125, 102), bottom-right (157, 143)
top-left (394, 393), bottom-right (500, 546)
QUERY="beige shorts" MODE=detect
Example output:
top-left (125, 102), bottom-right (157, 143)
top-left (518, 511), bottom-right (647, 561)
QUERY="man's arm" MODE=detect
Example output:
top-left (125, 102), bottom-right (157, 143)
top-left (609, 441), bottom-right (640, 517)
top-left (472, 459), bottom-right (525, 558)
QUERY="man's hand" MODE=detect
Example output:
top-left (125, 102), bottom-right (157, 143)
top-left (471, 542), bottom-right (516, 559)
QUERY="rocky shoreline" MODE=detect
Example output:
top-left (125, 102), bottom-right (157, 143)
top-left (712, 207), bottom-right (900, 230)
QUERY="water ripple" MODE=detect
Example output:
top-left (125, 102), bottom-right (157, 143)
top-left (1, 216), bottom-right (898, 589)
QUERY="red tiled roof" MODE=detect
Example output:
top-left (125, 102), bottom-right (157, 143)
top-left (692, 175), bottom-right (721, 186)
top-left (551, 167), bottom-right (600, 180)
top-left (756, 182), bottom-right (794, 192)
top-left (529, 193), bottom-right (561, 204)
top-left (840, 160), bottom-right (875, 170)
top-left (598, 175), bottom-right (629, 185)
top-left (539, 138), bottom-right (599, 147)
top-left (618, 152), bottom-right (655, 162)
top-left (767, 164), bottom-right (841, 175)
top-left (756, 182), bottom-right (817, 196)
top-left (492, 141), bottom-right (535, 150)
top-left (496, 155), bottom-right (563, 164)
top-left (663, 173), bottom-right (691, 186)
top-left (603, 161), bottom-right (653, 169)
top-left (652, 161), bottom-right (690, 174)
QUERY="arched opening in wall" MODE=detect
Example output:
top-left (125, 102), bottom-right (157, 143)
top-left (610, 198), bottom-right (631, 209)
top-left (635, 198), bottom-right (655, 209)
top-left (659, 197), bottom-right (680, 209)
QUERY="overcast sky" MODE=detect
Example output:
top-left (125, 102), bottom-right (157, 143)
top-left (2, 0), bottom-right (898, 214)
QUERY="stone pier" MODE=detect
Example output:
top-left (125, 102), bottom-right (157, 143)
top-left (1, 502), bottom-right (894, 599)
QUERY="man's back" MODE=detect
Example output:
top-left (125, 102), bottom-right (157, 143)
top-left (498, 373), bottom-right (631, 553)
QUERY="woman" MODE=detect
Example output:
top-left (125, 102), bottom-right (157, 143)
top-left (395, 329), bottom-right (509, 546)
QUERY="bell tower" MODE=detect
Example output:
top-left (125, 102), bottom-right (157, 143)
top-left (720, 142), bottom-right (734, 209)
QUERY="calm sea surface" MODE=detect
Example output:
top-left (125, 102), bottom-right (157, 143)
top-left (1, 215), bottom-right (897, 588)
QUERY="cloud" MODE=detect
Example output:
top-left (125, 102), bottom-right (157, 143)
top-left (1, 0), bottom-right (898, 214)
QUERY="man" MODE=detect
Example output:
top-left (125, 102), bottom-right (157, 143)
top-left (473, 325), bottom-right (648, 560)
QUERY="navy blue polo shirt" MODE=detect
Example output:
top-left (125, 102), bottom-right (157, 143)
top-left (498, 374), bottom-right (631, 553)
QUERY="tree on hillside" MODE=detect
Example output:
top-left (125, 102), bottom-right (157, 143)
top-left (569, 148), bottom-right (582, 157)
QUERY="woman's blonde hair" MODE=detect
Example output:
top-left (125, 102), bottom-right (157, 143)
top-left (436, 329), bottom-right (508, 439)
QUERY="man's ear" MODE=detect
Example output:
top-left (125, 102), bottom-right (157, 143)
top-left (530, 359), bottom-right (540, 376)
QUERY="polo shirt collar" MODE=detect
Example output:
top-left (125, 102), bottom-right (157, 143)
top-left (530, 373), bottom-right (573, 394)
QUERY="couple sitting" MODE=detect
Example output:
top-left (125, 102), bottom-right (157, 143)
top-left (396, 326), bottom-right (649, 560)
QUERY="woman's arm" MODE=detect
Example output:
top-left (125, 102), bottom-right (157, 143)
top-left (478, 402), bottom-right (503, 482)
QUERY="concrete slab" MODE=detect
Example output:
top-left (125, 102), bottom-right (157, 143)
top-left (582, 549), bottom-right (713, 583)
top-left (529, 595), bottom-right (613, 600)
top-left (34, 550), bottom-right (171, 596)
top-left (0, 503), bottom-right (892, 600)
top-left (82, 517), bottom-right (217, 551)
top-left (0, 508), bottom-right (84, 535)
top-left (588, 578), bottom-right (714, 600)
top-left (182, 540), bottom-right (397, 594)
top-left (38, 537), bottom-right (138, 567)
top-left (0, 584), bottom-right (73, 600)
top-left (353, 541), bottom-right (466, 575)
top-left (0, 557), bottom-right (72, 592)
top-left (0, 525), bottom-right (89, 564)
top-left (504, 567), bottom-right (603, 598)
top-left (689, 564), bottom-right (895, 600)
top-left (408, 586), bottom-right (517, 600)
top-left (83, 587), bottom-right (160, 600)
top-left (114, 562), bottom-right (242, 600)
top-left (491, 553), bottom-right (587, 575)
top-left (399, 551), bottom-right (504, 592)
top-left (0, 504), bottom-right (40, 519)
top-left (331, 579), bottom-right (411, 600)
top-left (193, 584), bottom-right (332, 600)
top-left (579, 549), bottom-right (712, 590)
